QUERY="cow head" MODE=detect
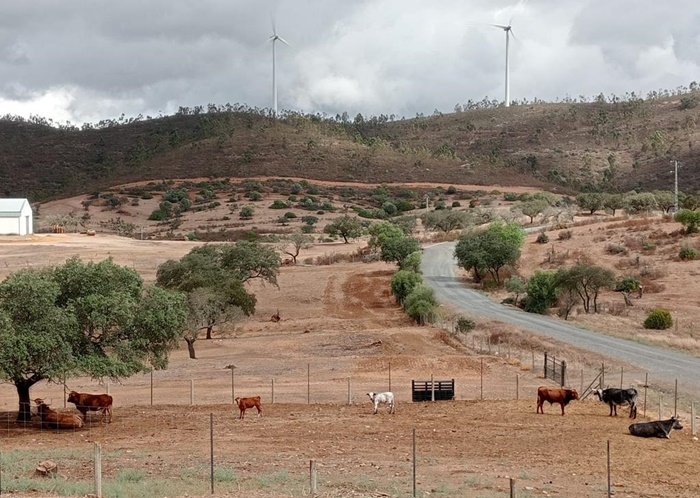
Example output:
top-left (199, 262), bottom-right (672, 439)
top-left (67, 391), bottom-right (80, 404)
top-left (570, 389), bottom-right (580, 400)
top-left (593, 389), bottom-right (603, 401)
top-left (234, 397), bottom-right (240, 404)
top-left (366, 392), bottom-right (376, 402)
top-left (671, 416), bottom-right (684, 430)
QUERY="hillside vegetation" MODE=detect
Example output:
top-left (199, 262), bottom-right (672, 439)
top-left (3, 91), bottom-right (700, 202)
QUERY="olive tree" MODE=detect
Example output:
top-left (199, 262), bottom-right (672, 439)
top-left (0, 258), bottom-right (187, 421)
top-left (323, 215), bottom-right (364, 243)
top-left (454, 221), bottom-right (524, 284)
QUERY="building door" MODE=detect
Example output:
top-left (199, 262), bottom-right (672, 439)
top-left (25, 215), bottom-right (30, 235)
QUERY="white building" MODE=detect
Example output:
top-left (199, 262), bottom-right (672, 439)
top-left (0, 198), bottom-right (33, 235)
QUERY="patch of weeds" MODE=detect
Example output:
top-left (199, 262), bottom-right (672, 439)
top-left (115, 468), bottom-right (146, 483)
top-left (214, 467), bottom-right (237, 483)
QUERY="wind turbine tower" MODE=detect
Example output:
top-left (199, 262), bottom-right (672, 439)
top-left (268, 25), bottom-right (289, 117)
top-left (491, 23), bottom-right (513, 107)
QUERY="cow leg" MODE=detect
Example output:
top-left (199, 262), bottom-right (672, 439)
top-left (256, 405), bottom-right (262, 417)
top-left (239, 408), bottom-right (245, 420)
top-left (560, 403), bottom-right (565, 416)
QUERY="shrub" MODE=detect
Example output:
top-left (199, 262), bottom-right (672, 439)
top-left (247, 191), bottom-right (262, 201)
top-left (390, 270), bottom-right (423, 303)
top-left (400, 251), bottom-right (422, 273)
top-left (643, 309), bottom-right (673, 330)
top-left (524, 271), bottom-right (557, 314)
top-left (404, 284), bottom-right (437, 324)
top-left (679, 245), bottom-right (698, 261)
top-left (456, 316), bottom-right (476, 333)
top-left (283, 211), bottom-right (297, 219)
top-left (270, 200), bottom-right (289, 209)
top-left (558, 230), bottom-right (573, 240)
top-left (301, 224), bottom-right (314, 233)
top-left (451, 201), bottom-right (461, 208)
top-left (503, 192), bottom-right (518, 202)
top-left (606, 243), bottom-right (627, 255)
top-left (148, 209), bottom-right (169, 221)
top-left (239, 206), bottom-right (254, 220)
top-left (536, 231), bottom-right (549, 244)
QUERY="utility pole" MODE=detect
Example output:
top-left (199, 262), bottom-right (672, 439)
top-left (671, 159), bottom-right (682, 213)
top-left (425, 194), bottom-right (430, 215)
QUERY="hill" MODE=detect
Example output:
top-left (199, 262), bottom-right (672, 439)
top-left (2, 94), bottom-right (700, 202)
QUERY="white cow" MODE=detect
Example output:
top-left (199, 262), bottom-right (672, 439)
top-left (367, 392), bottom-right (395, 414)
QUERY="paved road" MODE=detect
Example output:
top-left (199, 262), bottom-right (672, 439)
top-left (422, 242), bottom-right (700, 398)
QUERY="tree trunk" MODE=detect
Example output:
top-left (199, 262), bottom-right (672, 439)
top-left (185, 337), bottom-right (197, 359)
top-left (15, 377), bottom-right (40, 422)
top-left (621, 291), bottom-right (633, 306)
top-left (205, 322), bottom-right (214, 340)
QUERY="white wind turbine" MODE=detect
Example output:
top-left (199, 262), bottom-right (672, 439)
top-left (268, 22), bottom-right (289, 117)
top-left (490, 22), bottom-right (515, 107)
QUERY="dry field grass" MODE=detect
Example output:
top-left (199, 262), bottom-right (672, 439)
top-left (1, 224), bottom-right (700, 497)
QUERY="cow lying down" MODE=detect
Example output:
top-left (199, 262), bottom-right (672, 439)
top-left (629, 417), bottom-right (683, 439)
top-left (367, 392), bottom-right (395, 414)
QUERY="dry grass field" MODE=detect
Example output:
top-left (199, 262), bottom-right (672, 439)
top-left (1, 225), bottom-right (700, 497)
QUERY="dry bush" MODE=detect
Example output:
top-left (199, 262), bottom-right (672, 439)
top-left (314, 252), bottom-right (356, 265)
top-left (638, 265), bottom-right (664, 280)
top-left (607, 301), bottom-right (631, 316)
top-left (557, 230), bottom-right (573, 240)
top-left (606, 243), bottom-right (628, 255)
top-left (607, 218), bottom-right (654, 230)
top-left (638, 279), bottom-right (666, 294)
top-left (593, 235), bottom-right (607, 243)
top-left (430, 231), bottom-right (463, 243)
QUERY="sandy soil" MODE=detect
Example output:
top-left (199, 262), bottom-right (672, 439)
top-left (1, 233), bottom-right (699, 497)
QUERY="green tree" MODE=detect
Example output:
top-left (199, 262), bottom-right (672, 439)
top-left (675, 209), bottom-right (700, 234)
top-left (602, 193), bottom-right (625, 216)
top-left (422, 210), bottom-right (472, 234)
top-left (517, 199), bottom-right (549, 224)
top-left (555, 264), bottom-right (615, 313)
top-left (368, 221), bottom-right (420, 266)
top-left (403, 284), bottom-right (437, 324)
top-left (390, 270), bottom-right (423, 304)
top-left (324, 215), bottom-right (364, 243)
top-left (653, 190), bottom-right (676, 213)
top-left (576, 193), bottom-right (604, 215)
top-left (523, 271), bottom-right (558, 314)
top-left (624, 192), bottom-right (658, 214)
top-left (454, 221), bottom-right (524, 284)
top-left (0, 259), bottom-right (187, 421)
top-left (239, 206), bottom-right (254, 220)
top-left (400, 251), bottom-right (422, 272)
top-left (505, 276), bottom-right (527, 306)
top-left (281, 233), bottom-right (314, 264)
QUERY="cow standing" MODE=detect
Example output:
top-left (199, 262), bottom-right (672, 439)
top-left (67, 390), bottom-right (113, 423)
top-left (366, 392), bottom-right (395, 414)
top-left (235, 396), bottom-right (263, 419)
top-left (34, 399), bottom-right (84, 430)
top-left (536, 386), bottom-right (579, 416)
top-left (594, 388), bottom-right (638, 418)
top-left (629, 417), bottom-right (683, 438)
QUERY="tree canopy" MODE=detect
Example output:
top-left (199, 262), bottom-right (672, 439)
top-left (323, 215), bottom-right (364, 243)
top-left (454, 221), bottom-right (525, 284)
top-left (0, 258), bottom-right (187, 421)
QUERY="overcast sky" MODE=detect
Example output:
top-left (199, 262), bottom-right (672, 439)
top-left (1, 0), bottom-right (699, 125)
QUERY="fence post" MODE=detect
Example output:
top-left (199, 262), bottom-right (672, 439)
top-left (659, 393), bottom-right (663, 420)
top-left (93, 442), bottom-right (102, 498)
top-left (310, 459), bottom-right (318, 496)
top-left (150, 370), bottom-right (153, 406)
top-left (543, 352), bottom-right (548, 379)
top-left (674, 380), bottom-right (678, 417)
top-left (307, 364), bottom-right (310, 404)
top-left (643, 373), bottom-right (648, 417)
top-left (692, 402), bottom-right (697, 436)
top-left (210, 413), bottom-right (214, 494)
top-left (510, 477), bottom-right (516, 498)
top-left (412, 428), bottom-right (417, 498)
top-left (431, 374), bottom-right (435, 402)
top-left (601, 363), bottom-right (605, 389)
top-left (106, 380), bottom-right (110, 395)
top-left (561, 361), bottom-right (567, 387)
top-left (606, 440), bottom-right (611, 498)
top-left (231, 367), bottom-right (235, 405)
top-left (389, 361), bottom-right (392, 393)
top-left (480, 358), bottom-right (484, 400)
top-left (580, 369), bottom-right (584, 394)
top-left (531, 350), bottom-right (535, 372)
top-left (620, 367), bottom-right (623, 388)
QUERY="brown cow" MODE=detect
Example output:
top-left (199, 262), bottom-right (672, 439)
top-left (33, 398), bottom-right (84, 430)
top-left (235, 396), bottom-right (263, 419)
top-left (536, 386), bottom-right (579, 416)
top-left (67, 390), bottom-right (113, 423)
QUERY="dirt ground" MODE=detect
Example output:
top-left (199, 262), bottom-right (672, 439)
top-left (1, 232), bottom-right (700, 497)
top-left (4, 181), bottom-right (700, 497)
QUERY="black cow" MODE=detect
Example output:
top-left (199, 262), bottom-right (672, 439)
top-left (594, 388), bottom-right (638, 418)
top-left (629, 417), bottom-right (683, 438)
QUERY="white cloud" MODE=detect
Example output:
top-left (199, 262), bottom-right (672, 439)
top-left (1, 0), bottom-right (699, 125)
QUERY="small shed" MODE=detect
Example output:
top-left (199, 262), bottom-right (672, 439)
top-left (0, 198), bottom-right (33, 236)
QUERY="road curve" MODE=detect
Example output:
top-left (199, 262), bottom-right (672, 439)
top-left (422, 241), bottom-right (700, 397)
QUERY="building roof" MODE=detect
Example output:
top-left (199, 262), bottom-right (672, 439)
top-left (0, 198), bottom-right (30, 217)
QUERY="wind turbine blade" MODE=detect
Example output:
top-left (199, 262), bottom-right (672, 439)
top-left (510, 29), bottom-right (518, 41)
top-left (277, 35), bottom-right (290, 46)
top-left (490, 23), bottom-right (510, 30)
